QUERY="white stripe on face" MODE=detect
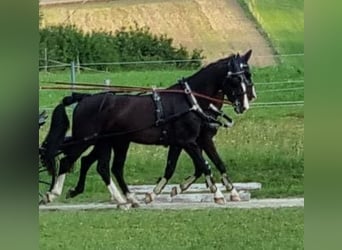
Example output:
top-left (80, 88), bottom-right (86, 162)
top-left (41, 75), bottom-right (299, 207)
top-left (241, 82), bottom-right (249, 110)
top-left (252, 85), bottom-right (257, 100)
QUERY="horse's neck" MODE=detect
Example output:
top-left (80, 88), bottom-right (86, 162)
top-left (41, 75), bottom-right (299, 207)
top-left (213, 91), bottom-right (224, 110)
top-left (166, 78), bottom-right (223, 110)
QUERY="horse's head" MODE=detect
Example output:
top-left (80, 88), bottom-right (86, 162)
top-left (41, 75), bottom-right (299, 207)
top-left (222, 49), bottom-right (256, 114)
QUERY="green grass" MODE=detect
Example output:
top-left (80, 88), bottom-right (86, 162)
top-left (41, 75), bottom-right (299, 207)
top-left (39, 208), bottom-right (303, 250)
top-left (239, 0), bottom-right (304, 54)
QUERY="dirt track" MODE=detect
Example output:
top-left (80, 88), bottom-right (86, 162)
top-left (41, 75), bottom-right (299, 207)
top-left (39, 0), bottom-right (275, 66)
top-left (39, 198), bottom-right (304, 211)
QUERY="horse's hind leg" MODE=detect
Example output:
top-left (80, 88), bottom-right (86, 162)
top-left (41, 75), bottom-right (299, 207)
top-left (66, 148), bottom-right (98, 199)
top-left (96, 142), bottom-right (127, 205)
top-left (45, 144), bottom-right (89, 203)
top-left (145, 146), bottom-right (182, 203)
top-left (111, 142), bottom-right (139, 207)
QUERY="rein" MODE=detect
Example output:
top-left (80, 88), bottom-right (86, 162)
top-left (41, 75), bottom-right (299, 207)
top-left (43, 81), bottom-right (233, 105)
top-left (156, 89), bottom-right (232, 105)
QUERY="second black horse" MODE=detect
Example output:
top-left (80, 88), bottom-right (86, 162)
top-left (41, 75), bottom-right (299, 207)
top-left (40, 51), bottom-right (255, 206)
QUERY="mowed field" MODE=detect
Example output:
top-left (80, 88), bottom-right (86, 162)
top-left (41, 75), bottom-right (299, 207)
top-left (39, 0), bottom-right (275, 66)
top-left (39, 0), bottom-right (304, 249)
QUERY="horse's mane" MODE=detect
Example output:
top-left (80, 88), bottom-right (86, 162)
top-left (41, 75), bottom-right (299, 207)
top-left (188, 54), bottom-right (235, 82)
top-left (188, 54), bottom-right (236, 79)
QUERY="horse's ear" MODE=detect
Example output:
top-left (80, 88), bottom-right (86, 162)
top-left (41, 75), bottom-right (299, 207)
top-left (243, 49), bottom-right (252, 62)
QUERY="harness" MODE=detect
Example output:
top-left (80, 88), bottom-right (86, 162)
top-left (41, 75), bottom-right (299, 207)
top-left (149, 79), bottom-right (233, 143)
top-left (59, 79), bottom-right (234, 147)
top-left (179, 79), bottom-right (227, 126)
top-left (152, 88), bottom-right (165, 127)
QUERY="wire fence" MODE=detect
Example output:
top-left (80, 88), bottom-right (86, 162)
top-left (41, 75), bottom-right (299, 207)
top-left (38, 53), bottom-right (304, 70)
top-left (256, 87), bottom-right (304, 93)
top-left (39, 54), bottom-right (304, 109)
top-left (39, 101), bottom-right (304, 111)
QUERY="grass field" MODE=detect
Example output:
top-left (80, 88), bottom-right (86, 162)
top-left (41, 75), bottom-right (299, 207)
top-left (40, 208), bottom-right (304, 249)
top-left (40, 0), bottom-right (275, 66)
top-left (39, 0), bottom-right (304, 248)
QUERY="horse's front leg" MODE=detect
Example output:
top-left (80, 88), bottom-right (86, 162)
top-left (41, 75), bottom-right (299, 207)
top-left (170, 152), bottom-right (203, 197)
top-left (183, 142), bottom-right (222, 200)
top-left (66, 149), bottom-right (97, 199)
top-left (201, 136), bottom-right (240, 201)
top-left (145, 145), bottom-right (182, 203)
top-left (171, 156), bottom-right (225, 204)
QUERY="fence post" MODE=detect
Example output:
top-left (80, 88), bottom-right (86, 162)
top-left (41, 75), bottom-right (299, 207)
top-left (76, 55), bottom-right (80, 74)
top-left (104, 79), bottom-right (111, 91)
top-left (44, 48), bottom-right (48, 73)
top-left (70, 61), bottom-right (76, 93)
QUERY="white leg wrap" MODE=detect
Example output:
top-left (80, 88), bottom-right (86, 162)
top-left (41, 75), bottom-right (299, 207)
top-left (153, 177), bottom-right (168, 194)
top-left (107, 178), bottom-right (126, 204)
top-left (149, 192), bottom-right (157, 201)
top-left (180, 176), bottom-right (196, 191)
top-left (51, 174), bottom-right (66, 196)
top-left (126, 192), bottom-right (139, 204)
top-left (46, 174), bottom-right (66, 202)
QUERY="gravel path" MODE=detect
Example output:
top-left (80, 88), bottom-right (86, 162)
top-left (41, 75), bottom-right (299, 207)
top-left (39, 198), bottom-right (304, 211)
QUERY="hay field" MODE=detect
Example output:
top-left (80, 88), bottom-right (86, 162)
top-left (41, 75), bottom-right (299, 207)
top-left (40, 0), bottom-right (275, 66)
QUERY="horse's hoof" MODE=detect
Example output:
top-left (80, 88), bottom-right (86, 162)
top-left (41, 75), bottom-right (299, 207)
top-left (180, 183), bottom-right (190, 192)
top-left (44, 192), bottom-right (53, 203)
top-left (117, 203), bottom-right (131, 210)
top-left (39, 196), bottom-right (48, 205)
top-left (230, 194), bottom-right (241, 202)
top-left (214, 197), bottom-right (226, 205)
top-left (170, 186), bottom-right (178, 197)
top-left (144, 192), bottom-right (154, 204)
top-left (131, 202), bottom-right (140, 208)
top-left (65, 189), bottom-right (73, 199)
top-left (66, 188), bottom-right (79, 199)
top-left (230, 188), bottom-right (241, 201)
top-left (209, 185), bottom-right (217, 193)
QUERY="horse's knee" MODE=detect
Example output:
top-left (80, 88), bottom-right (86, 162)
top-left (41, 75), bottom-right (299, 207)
top-left (59, 157), bottom-right (73, 174)
top-left (97, 164), bottom-right (110, 183)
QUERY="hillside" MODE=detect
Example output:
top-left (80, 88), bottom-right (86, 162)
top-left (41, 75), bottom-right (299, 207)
top-left (39, 0), bottom-right (275, 66)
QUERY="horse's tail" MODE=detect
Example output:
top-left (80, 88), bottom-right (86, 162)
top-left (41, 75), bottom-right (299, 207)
top-left (40, 92), bottom-right (91, 175)
top-left (62, 92), bottom-right (91, 106)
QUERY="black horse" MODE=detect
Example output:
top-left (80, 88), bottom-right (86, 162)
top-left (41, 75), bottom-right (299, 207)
top-left (40, 51), bottom-right (254, 206)
top-left (66, 50), bottom-right (256, 206)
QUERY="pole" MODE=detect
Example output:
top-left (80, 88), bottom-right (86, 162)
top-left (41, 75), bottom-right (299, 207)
top-left (44, 48), bottom-right (48, 73)
top-left (70, 61), bottom-right (76, 93)
top-left (76, 54), bottom-right (80, 74)
top-left (104, 79), bottom-right (111, 91)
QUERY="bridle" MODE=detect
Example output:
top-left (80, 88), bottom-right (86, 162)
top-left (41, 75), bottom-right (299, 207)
top-left (225, 61), bottom-right (254, 101)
